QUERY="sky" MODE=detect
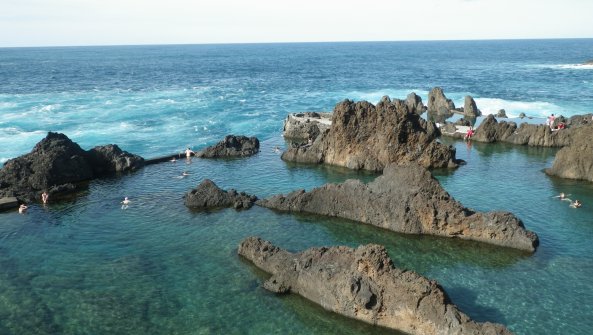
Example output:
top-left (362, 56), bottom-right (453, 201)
top-left (1, 0), bottom-right (593, 47)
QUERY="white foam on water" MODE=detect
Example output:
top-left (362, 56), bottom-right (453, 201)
top-left (474, 98), bottom-right (562, 118)
top-left (39, 104), bottom-right (62, 112)
top-left (532, 64), bottom-right (593, 70)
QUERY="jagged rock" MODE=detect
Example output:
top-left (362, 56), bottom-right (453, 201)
top-left (463, 96), bottom-right (481, 117)
top-left (87, 144), bottom-right (145, 175)
top-left (567, 114), bottom-right (593, 127)
top-left (471, 115), bottom-right (573, 147)
top-left (545, 125), bottom-right (593, 182)
top-left (583, 59), bottom-right (593, 65)
top-left (238, 237), bottom-right (513, 335)
top-left (257, 163), bottom-right (538, 252)
top-left (518, 112), bottom-right (526, 118)
top-left (0, 132), bottom-right (144, 202)
top-left (428, 87), bottom-right (455, 116)
top-left (183, 179), bottom-right (257, 210)
top-left (281, 97), bottom-right (458, 171)
top-left (496, 109), bottom-right (507, 118)
top-left (472, 115), bottom-right (518, 143)
top-left (283, 112), bottom-right (332, 140)
top-left (405, 92), bottom-right (427, 114)
top-left (196, 135), bottom-right (259, 158)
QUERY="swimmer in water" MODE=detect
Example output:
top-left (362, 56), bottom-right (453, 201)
top-left (121, 197), bottom-right (130, 209)
top-left (553, 192), bottom-right (571, 201)
top-left (570, 200), bottom-right (582, 208)
top-left (18, 204), bottom-right (28, 214)
top-left (41, 191), bottom-right (49, 204)
top-left (185, 147), bottom-right (194, 158)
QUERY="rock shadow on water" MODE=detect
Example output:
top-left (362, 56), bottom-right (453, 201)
top-left (285, 211), bottom-right (530, 271)
top-left (446, 286), bottom-right (509, 326)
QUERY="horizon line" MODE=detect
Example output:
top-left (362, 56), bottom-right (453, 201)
top-left (2, 36), bottom-right (592, 49)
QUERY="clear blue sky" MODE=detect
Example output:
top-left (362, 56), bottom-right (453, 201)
top-left (2, 0), bottom-right (593, 47)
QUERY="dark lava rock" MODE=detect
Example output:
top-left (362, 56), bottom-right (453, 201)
top-left (463, 96), bottom-right (481, 117)
top-left (196, 135), bottom-right (259, 158)
top-left (496, 109), bottom-right (507, 118)
top-left (184, 179), bottom-right (257, 210)
top-left (405, 92), bottom-right (427, 114)
top-left (0, 132), bottom-right (144, 202)
top-left (257, 163), bottom-right (538, 252)
top-left (283, 112), bottom-right (332, 140)
top-left (545, 125), bottom-right (593, 182)
top-left (238, 237), bottom-right (513, 335)
top-left (473, 115), bottom-right (573, 147)
top-left (428, 87), bottom-right (455, 116)
top-left (87, 144), bottom-right (145, 175)
top-left (281, 96), bottom-right (458, 171)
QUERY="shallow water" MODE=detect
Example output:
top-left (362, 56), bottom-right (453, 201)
top-left (2, 40), bottom-right (593, 334)
top-left (1, 138), bottom-right (593, 334)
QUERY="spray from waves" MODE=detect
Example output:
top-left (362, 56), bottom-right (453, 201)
top-left (474, 98), bottom-right (562, 118)
top-left (532, 64), bottom-right (593, 70)
top-left (339, 88), bottom-right (430, 104)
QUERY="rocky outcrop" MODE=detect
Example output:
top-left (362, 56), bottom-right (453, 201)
top-left (405, 92), bottom-right (427, 114)
top-left (463, 96), bottom-right (481, 117)
top-left (238, 237), bottom-right (513, 335)
top-left (196, 135), bottom-right (259, 158)
top-left (0, 132), bottom-right (144, 202)
top-left (184, 179), bottom-right (257, 210)
top-left (0, 197), bottom-right (19, 211)
top-left (281, 97), bottom-right (458, 171)
top-left (471, 115), bottom-right (573, 147)
top-left (283, 112), bottom-right (332, 140)
top-left (87, 144), bottom-right (144, 175)
top-left (545, 125), bottom-right (593, 182)
top-left (428, 87), bottom-right (455, 116)
top-left (496, 109), bottom-right (507, 118)
top-left (583, 59), bottom-right (593, 65)
top-left (258, 163), bottom-right (538, 252)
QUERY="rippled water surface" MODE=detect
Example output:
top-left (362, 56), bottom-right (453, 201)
top-left (2, 40), bottom-right (593, 334)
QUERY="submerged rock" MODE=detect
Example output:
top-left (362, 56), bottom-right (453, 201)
top-left (238, 237), bottom-right (513, 335)
top-left (0, 197), bottom-right (19, 211)
top-left (0, 132), bottom-right (144, 202)
top-left (281, 96), bottom-right (458, 171)
top-left (545, 125), bottom-right (593, 182)
top-left (257, 163), bottom-right (538, 252)
top-left (196, 135), bottom-right (259, 158)
top-left (184, 179), bottom-right (257, 210)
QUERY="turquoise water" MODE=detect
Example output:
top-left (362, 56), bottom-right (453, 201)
top-left (2, 40), bottom-right (593, 334)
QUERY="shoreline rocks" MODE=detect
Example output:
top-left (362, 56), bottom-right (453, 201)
top-left (257, 163), bottom-right (538, 252)
top-left (196, 135), bottom-right (260, 158)
top-left (281, 96), bottom-right (459, 171)
top-left (238, 237), bottom-right (513, 335)
top-left (283, 112), bottom-right (332, 141)
top-left (0, 132), bottom-right (144, 202)
top-left (184, 179), bottom-right (257, 210)
top-left (545, 124), bottom-right (593, 182)
top-left (428, 87), bottom-right (455, 116)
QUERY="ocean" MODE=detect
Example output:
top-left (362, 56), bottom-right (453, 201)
top-left (1, 39), bottom-right (593, 334)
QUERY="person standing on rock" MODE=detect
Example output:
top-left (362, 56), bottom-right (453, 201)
top-left (185, 147), bottom-right (195, 158)
top-left (548, 114), bottom-right (556, 129)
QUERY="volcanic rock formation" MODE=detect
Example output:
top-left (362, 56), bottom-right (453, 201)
top-left (545, 124), bottom-right (593, 182)
top-left (281, 96), bottom-right (458, 171)
top-left (184, 179), bottom-right (257, 210)
top-left (238, 237), bottom-right (513, 335)
top-left (283, 112), bottom-right (332, 141)
top-left (257, 163), bottom-right (538, 252)
top-left (0, 132), bottom-right (144, 202)
top-left (196, 135), bottom-right (259, 158)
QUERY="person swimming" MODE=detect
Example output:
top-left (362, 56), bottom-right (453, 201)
top-left (570, 200), bottom-right (582, 208)
top-left (18, 204), bottom-right (28, 214)
top-left (41, 191), bottom-right (49, 204)
top-left (185, 147), bottom-right (194, 158)
top-left (553, 192), bottom-right (571, 201)
top-left (121, 197), bottom-right (130, 209)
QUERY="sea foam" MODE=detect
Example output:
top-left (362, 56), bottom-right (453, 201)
top-left (474, 98), bottom-right (561, 118)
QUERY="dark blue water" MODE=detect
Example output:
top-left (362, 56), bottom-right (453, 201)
top-left (1, 40), bottom-right (593, 334)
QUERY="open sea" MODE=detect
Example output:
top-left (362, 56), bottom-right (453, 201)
top-left (1, 39), bottom-right (593, 334)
